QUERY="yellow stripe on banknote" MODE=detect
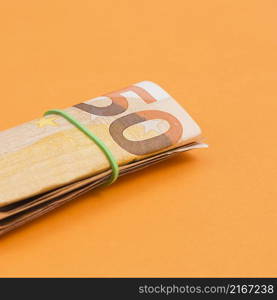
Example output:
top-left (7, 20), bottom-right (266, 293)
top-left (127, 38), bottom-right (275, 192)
top-left (44, 109), bottom-right (119, 185)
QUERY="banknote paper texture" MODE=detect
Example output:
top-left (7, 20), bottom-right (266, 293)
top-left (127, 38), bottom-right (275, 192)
top-left (0, 81), bottom-right (206, 235)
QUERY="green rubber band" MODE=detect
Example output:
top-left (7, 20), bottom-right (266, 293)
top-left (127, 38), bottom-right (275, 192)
top-left (44, 109), bottom-right (119, 185)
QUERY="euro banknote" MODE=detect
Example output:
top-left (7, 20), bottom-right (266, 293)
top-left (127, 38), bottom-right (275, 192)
top-left (0, 81), bottom-right (207, 235)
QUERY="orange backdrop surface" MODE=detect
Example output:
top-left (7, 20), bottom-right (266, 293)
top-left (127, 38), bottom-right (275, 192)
top-left (0, 0), bottom-right (276, 277)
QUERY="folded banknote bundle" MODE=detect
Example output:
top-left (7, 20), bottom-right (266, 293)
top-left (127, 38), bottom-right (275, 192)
top-left (0, 81), bottom-right (206, 235)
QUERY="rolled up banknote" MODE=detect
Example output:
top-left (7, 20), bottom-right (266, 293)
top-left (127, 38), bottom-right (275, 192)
top-left (0, 81), bottom-right (207, 235)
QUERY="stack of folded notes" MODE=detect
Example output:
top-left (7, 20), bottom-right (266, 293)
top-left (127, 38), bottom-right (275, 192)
top-left (0, 81), bottom-right (206, 235)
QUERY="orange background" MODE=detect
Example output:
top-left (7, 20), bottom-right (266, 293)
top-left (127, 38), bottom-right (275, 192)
top-left (0, 0), bottom-right (276, 277)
